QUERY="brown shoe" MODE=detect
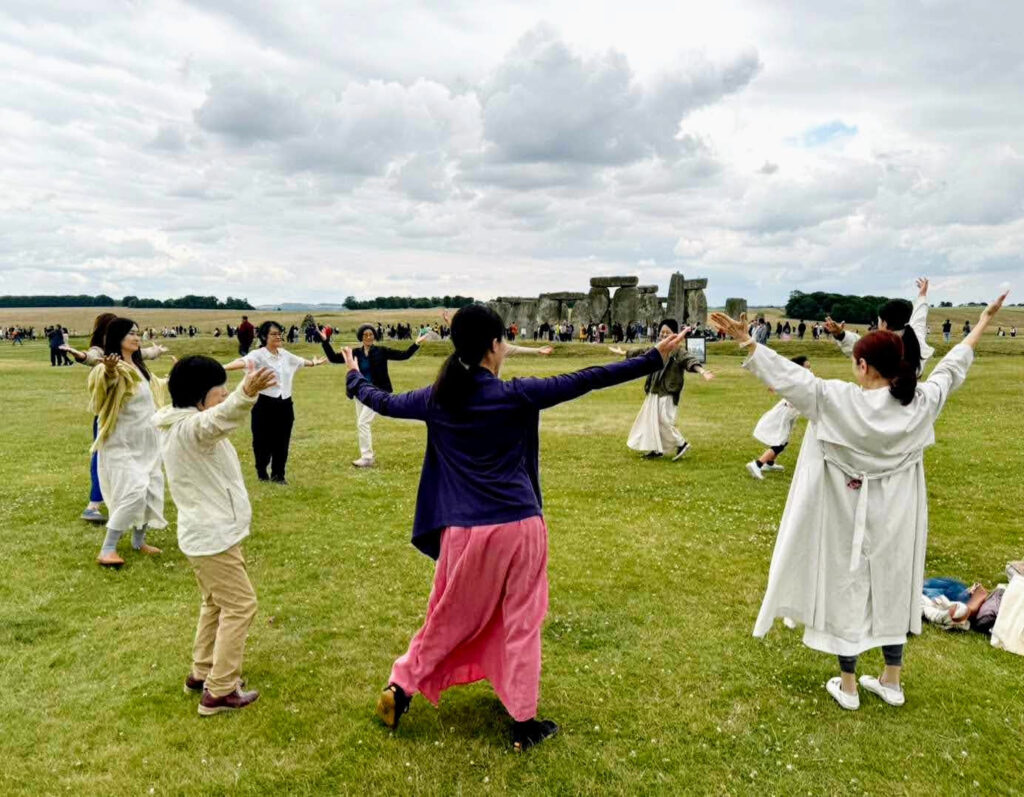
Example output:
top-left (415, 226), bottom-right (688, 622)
top-left (198, 687), bottom-right (260, 716)
top-left (136, 544), bottom-right (162, 555)
top-left (97, 552), bottom-right (124, 567)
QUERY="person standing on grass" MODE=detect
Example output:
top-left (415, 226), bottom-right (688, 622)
top-left (319, 324), bottom-right (427, 468)
top-left (711, 290), bottom-right (1008, 711)
top-left (745, 356), bottom-right (812, 480)
top-left (825, 277), bottom-right (934, 375)
top-left (63, 313), bottom-right (170, 523)
top-left (223, 321), bottom-right (327, 484)
top-left (942, 318), bottom-right (952, 343)
top-left (89, 319), bottom-right (170, 567)
top-left (155, 356), bottom-right (276, 716)
top-left (609, 319), bottom-right (714, 461)
top-left (236, 315), bottom-right (255, 357)
top-left (341, 304), bottom-right (688, 751)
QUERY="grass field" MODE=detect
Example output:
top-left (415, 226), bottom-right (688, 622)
top-left (1, 332), bottom-right (1022, 795)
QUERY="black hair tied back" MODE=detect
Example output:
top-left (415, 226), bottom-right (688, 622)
top-left (432, 304), bottom-right (504, 413)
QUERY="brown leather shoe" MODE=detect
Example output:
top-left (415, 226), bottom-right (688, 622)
top-left (97, 552), bottom-right (124, 567)
top-left (136, 544), bottom-right (162, 555)
top-left (198, 686), bottom-right (260, 716)
top-left (184, 675), bottom-right (245, 695)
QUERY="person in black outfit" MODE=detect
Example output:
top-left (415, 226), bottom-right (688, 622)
top-left (48, 325), bottom-right (66, 366)
top-left (320, 324), bottom-right (427, 467)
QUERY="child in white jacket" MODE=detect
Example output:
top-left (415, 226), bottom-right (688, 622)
top-left (746, 356), bottom-right (812, 480)
top-left (154, 355), bottom-right (276, 716)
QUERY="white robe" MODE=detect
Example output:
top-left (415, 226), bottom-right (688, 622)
top-left (753, 399), bottom-right (800, 447)
top-left (97, 376), bottom-right (166, 532)
top-left (627, 393), bottom-right (685, 453)
top-left (744, 342), bottom-right (973, 655)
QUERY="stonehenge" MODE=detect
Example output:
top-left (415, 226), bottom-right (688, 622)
top-left (488, 273), bottom-right (716, 335)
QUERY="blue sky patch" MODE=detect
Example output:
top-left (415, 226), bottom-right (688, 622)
top-left (796, 120), bottom-right (858, 147)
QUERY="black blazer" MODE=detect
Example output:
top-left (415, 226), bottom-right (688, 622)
top-left (322, 341), bottom-right (419, 393)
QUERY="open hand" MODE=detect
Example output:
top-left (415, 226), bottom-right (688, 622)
top-left (415, 333), bottom-right (429, 345)
top-left (102, 353), bottom-right (120, 375)
top-left (340, 346), bottom-right (360, 373)
top-left (979, 290), bottom-right (1009, 324)
top-left (700, 370), bottom-right (715, 381)
top-left (311, 355), bottom-right (328, 367)
top-left (654, 330), bottom-right (689, 362)
top-left (916, 277), bottom-right (929, 298)
top-left (823, 316), bottom-right (845, 337)
top-left (709, 312), bottom-right (751, 345)
top-left (608, 346), bottom-right (626, 355)
top-left (537, 346), bottom-right (553, 356)
top-left (242, 366), bottom-right (277, 398)
top-left (154, 344), bottom-right (170, 356)
top-left (316, 327), bottom-right (327, 341)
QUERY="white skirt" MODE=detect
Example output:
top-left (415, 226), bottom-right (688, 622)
top-left (627, 393), bottom-right (685, 454)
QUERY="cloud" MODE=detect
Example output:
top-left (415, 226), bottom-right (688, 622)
top-left (194, 73), bottom-right (311, 142)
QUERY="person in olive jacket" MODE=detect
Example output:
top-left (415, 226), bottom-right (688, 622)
top-left (320, 324), bottom-right (428, 466)
top-left (609, 318), bottom-right (715, 460)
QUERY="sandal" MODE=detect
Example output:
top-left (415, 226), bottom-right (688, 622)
top-left (511, 718), bottom-right (559, 752)
top-left (376, 683), bottom-right (411, 730)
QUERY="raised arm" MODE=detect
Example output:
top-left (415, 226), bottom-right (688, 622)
top-left (511, 349), bottom-right (665, 410)
top-left (384, 342), bottom-right (422, 361)
top-left (503, 342), bottom-right (553, 356)
top-left (346, 372), bottom-right (430, 420)
top-left (223, 357), bottom-right (247, 372)
top-left (910, 277), bottom-right (935, 361)
top-left (320, 337), bottom-right (345, 364)
top-left (711, 312), bottom-right (821, 420)
top-left (824, 316), bottom-right (859, 356)
top-left (141, 344), bottom-right (169, 361)
top-left (187, 368), bottom-right (275, 445)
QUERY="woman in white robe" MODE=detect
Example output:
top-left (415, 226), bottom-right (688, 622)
top-left (89, 319), bottom-right (169, 567)
top-left (711, 291), bottom-right (1007, 711)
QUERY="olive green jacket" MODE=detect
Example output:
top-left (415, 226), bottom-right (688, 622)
top-left (625, 347), bottom-right (702, 404)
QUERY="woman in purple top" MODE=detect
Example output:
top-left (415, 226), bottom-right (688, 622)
top-left (341, 304), bottom-right (688, 752)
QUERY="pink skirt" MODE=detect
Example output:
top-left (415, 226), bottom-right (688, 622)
top-left (390, 515), bottom-right (549, 722)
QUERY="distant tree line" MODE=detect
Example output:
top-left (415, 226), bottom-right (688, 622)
top-left (342, 295), bottom-right (475, 310)
top-left (785, 291), bottom-right (894, 324)
top-left (0, 294), bottom-right (253, 310)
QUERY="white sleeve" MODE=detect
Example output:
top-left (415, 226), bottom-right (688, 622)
top-left (185, 383), bottom-right (258, 446)
top-left (288, 349), bottom-right (306, 368)
top-left (743, 344), bottom-right (823, 422)
top-left (919, 343), bottom-right (973, 419)
top-left (910, 297), bottom-right (935, 364)
top-left (835, 330), bottom-right (859, 357)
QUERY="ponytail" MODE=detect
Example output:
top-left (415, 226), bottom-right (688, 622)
top-left (853, 329), bottom-right (918, 406)
top-left (432, 304), bottom-right (504, 412)
top-left (900, 325), bottom-right (923, 376)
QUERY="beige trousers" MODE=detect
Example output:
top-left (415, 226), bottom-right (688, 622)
top-left (355, 399), bottom-right (377, 459)
top-left (187, 544), bottom-right (258, 697)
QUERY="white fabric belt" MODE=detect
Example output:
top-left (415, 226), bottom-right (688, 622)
top-left (822, 454), bottom-right (923, 572)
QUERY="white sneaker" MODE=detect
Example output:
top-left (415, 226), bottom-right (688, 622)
top-left (746, 461), bottom-right (764, 480)
top-left (351, 457), bottom-right (376, 468)
top-left (858, 675), bottom-right (905, 706)
top-left (825, 677), bottom-right (860, 710)
top-left (763, 463), bottom-right (785, 472)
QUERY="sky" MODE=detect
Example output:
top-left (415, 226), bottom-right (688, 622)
top-left (2, 0), bottom-right (1023, 307)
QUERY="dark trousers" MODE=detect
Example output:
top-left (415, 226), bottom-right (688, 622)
top-left (838, 644), bottom-right (904, 674)
top-left (50, 346), bottom-right (62, 366)
top-left (251, 395), bottom-right (294, 480)
top-left (238, 340), bottom-right (252, 357)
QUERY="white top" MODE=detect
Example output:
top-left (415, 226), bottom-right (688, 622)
top-left (154, 382), bottom-right (257, 557)
top-left (753, 399), bottom-right (801, 447)
top-left (744, 342), bottom-right (974, 652)
top-left (242, 347), bottom-right (305, 399)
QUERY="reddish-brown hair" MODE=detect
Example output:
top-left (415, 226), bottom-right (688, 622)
top-left (853, 330), bottom-right (917, 405)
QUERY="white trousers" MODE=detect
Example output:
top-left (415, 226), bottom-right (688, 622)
top-left (627, 393), bottom-right (685, 454)
top-left (355, 399), bottom-right (377, 459)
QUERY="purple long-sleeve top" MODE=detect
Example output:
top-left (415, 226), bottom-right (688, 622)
top-left (346, 348), bottom-right (664, 559)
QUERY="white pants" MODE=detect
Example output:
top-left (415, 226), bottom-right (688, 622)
top-left (627, 393), bottom-right (685, 454)
top-left (355, 399), bottom-right (377, 459)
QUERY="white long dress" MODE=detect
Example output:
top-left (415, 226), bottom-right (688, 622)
top-left (744, 342), bottom-right (973, 656)
top-left (97, 375), bottom-right (167, 532)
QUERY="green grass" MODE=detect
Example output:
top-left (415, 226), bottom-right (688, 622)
top-left (1, 337), bottom-right (1022, 795)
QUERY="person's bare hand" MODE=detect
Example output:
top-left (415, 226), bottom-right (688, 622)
top-left (916, 277), bottom-right (929, 298)
top-left (311, 355), bottom-right (327, 367)
top-left (537, 345), bottom-right (553, 355)
top-left (102, 353), bottom-right (120, 375)
top-left (155, 344), bottom-right (170, 355)
top-left (316, 327), bottom-right (327, 341)
top-left (700, 370), bottom-right (715, 381)
top-left (979, 290), bottom-right (1009, 325)
top-left (709, 312), bottom-right (751, 344)
top-left (340, 346), bottom-right (359, 373)
top-left (242, 366), bottom-right (277, 398)
top-left (654, 330), bottom-right (688, 362)
top-left (415, 333), bottom-right (429, 345)
top-left (823, 316), bottom-right (845, 336)
top-left (608, 346), bottom-right (626, 355)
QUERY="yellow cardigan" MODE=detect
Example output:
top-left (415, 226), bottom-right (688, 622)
top-left (88, 361), bottom-right (169, 450)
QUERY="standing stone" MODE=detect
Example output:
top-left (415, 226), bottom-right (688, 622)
top-left (686, 289), bottom-right (708, 326)
top-left (575, 286), bottom-right (610, 326)
top-left (666, 272), bottom-right (687, 324)
top-left (637, 291), bottom-right (661, 325)
top-left (590, 276), bottom-right (639, 289)
top-left (533, 296), bottom-right (562, 328)
top-left (724, 298), bottom-right (748, 320)
top-left (488, 300), bottom-right (513, 326)
top-left (611, 286), bottom-right (640, 325)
